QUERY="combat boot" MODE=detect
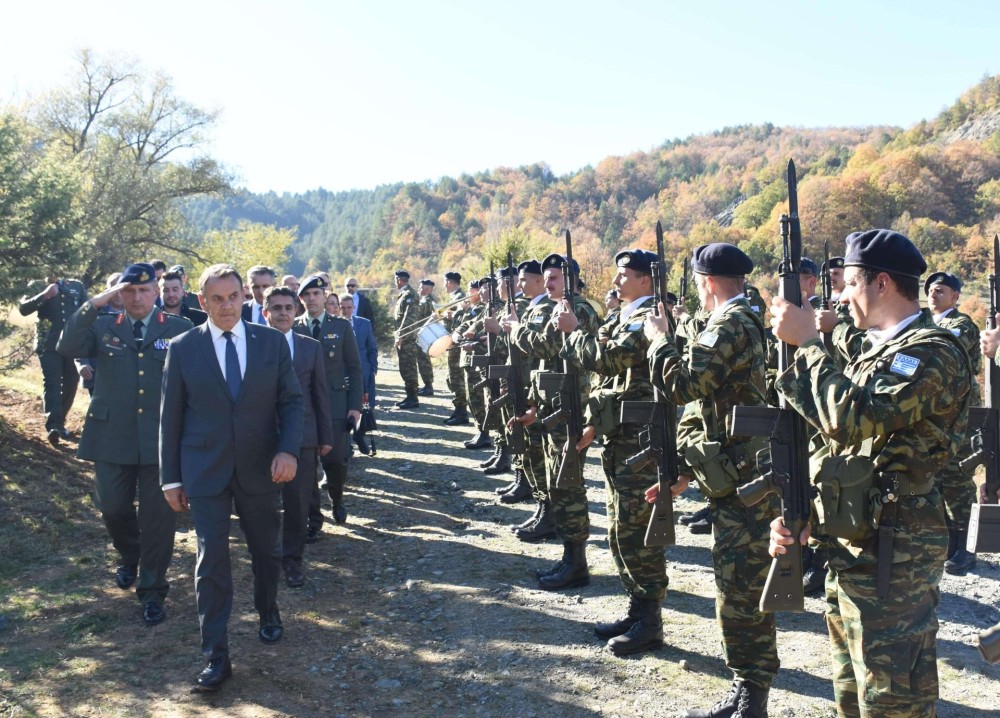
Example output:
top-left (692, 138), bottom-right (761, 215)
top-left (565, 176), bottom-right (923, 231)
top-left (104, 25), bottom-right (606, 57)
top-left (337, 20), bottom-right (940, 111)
top-left (482, 447), bottom-right (511, 475)
top-left (686, 680), bottom-right (769, 718)
top-left (464, 431), bottom-right (492, 450)
top-left (607, 598), bottom-right (663, 656)
top-left (417, 385), bottom-right (434, 397)
top-left (538, 541), bottom-right (589, 591)
top-left (945, 529), bottom-right (977, 574)
top-left (594, 594), bottom-right (641, 639)
top-left (397, 393), bottom-right (419, 409)
top-left (680, 504), bottom-right (710, 526)
top-left (442, 407), bottom-right (458, 423)
top-left (481, 445), bottom-right (503, 469)
top-left (514, 499), bottom-right (556, 540)
top-left (445, 408), bottom-right (470, 426)
top-left (515, 500), bottom-right (545, 533)
top-left (499, 470), bottom-right (532, 504)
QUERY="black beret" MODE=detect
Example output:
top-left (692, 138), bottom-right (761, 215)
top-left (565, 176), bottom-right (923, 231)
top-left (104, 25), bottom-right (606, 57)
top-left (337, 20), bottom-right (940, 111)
top-left (394, 269), bottom-right (410, 279)
top-left (444, 271), bottom-right (461, 283)
top-left (692, 243), bottom-right (753, 277)
top-left (844, 229), bottom-right (926, 280)
top-left (120, 263), bottom-right (157, 285)
top-left (298, 274), bottom-right (328, 296)
top-left (615, 249), bottom-right (657, 275)
top-left (517, 259), bottom-right (542, 276)
top-left (479, 275), bottom-right (496, 287)
top-left (799, 258), bottom-right (818, 276)
top-left (924, 271), bottom-right (962, 294)
top-left (468, 279), bottom-right (480, 289)
top-left (665, 292), bottom-right (678, 305)
top-left (541, 253), bottom-right (580, 275)
top-left (496, 266), bottom-right (517, 279)
top-left (420, 278), bottom-right (435, 287)
top-left (168, 264), bottom-right (185, 274)
top-left (821, 256), bottom-right (845, 272)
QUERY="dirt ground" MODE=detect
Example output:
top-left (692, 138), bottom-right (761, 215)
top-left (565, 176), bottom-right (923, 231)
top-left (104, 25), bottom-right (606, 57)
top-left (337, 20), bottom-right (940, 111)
top-left (1, 363), bottom-right (998, 718)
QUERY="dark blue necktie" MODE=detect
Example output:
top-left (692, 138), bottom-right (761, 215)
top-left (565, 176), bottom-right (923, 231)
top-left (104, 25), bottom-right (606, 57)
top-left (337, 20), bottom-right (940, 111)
top-left (224, 330), bottom-right (242, 399)
top-left (133, 319), bottom-right (144, 342)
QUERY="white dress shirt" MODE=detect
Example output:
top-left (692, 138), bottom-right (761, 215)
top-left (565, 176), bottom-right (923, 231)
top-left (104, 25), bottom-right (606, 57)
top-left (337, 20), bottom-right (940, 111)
top-left (283, 328), bottom-right (295, 359)
top-left (207, 319), bottom-right (247, 380)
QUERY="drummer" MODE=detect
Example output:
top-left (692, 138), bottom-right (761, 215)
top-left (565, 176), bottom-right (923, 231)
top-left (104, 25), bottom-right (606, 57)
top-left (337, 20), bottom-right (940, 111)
top-left (416, 279), bottom-right (437, 397)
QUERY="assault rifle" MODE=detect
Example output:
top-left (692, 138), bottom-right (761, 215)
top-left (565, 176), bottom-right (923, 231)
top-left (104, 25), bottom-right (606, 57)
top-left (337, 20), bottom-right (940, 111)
top-left (472, 268), bottom-right (504, 433)
top-left (820, 239), bottom-right (835, 354)
top-left (680, 260), bottom-right (689, 314)
top-left (730, 159), bottom-right (814, 612)
top-left (960, 234), bottom-right (1000, 554)
top-left (620, 220), bottom-right (678, 546)
top-left (488, 253), bottom-right (528, 455)
top-left (537, 230), bottom-right (584, 488)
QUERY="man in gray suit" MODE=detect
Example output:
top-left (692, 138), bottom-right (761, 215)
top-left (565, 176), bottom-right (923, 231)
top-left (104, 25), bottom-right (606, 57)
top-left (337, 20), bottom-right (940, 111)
top-left (58, 263), bottom-right (192, 626)
top-left (262, 286), bottom-right (335, 588)
top-left (295, 275), bottom-right (363, 526)
top-left (160, 264), bottom-right (303, 692)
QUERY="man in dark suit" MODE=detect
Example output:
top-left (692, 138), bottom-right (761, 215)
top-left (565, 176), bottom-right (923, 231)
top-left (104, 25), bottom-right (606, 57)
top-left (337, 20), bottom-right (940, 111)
top-left (160, 270), bottom-right (207, 326)
top-left (59, 263), bottom-right (192, 626)
top-left (295, 275), bottom-right (363, 527)
top-left (160, 264), bottom-right (303, 692)
top-left (340, 293), bottom-right (377, 405)
top-left (241, 265), bottom-right (276, 325)
top-left (262, 286), bottom-right (334, 587)
top-left (344, 276), bottom-right (374, 326)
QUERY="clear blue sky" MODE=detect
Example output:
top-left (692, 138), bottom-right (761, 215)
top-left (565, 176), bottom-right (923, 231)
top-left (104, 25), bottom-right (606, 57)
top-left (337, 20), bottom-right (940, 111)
top-left (3, 0), bottom-right (996, 193)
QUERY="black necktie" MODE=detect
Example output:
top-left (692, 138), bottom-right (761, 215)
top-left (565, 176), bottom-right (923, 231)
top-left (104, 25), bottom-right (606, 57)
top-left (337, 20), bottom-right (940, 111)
top-left (224, 331), bottom-right (242, 400)
top-left (311, 318), bottom-right (321, 340)
top-left (133, 319), bottom-right (144, 342)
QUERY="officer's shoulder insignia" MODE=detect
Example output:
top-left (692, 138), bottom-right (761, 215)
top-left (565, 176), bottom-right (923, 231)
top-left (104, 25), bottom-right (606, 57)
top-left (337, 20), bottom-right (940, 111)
top-left (698, 331), bottom-right (719, 348)
top-left (115, 313), bottom-right (125, 325)
top-left (890, 353), bottom-right (920, 377)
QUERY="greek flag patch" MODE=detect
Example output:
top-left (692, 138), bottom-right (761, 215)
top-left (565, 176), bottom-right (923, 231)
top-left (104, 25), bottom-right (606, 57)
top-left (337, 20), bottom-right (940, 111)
top-left (627, 322), bottom-right (643, 332)
top-left (950, 328), bottom-right (961, 337)
top-left (698, 331), bottom-right (719, 348)
top-left (530, 315), bottom-right (546, 324)
top-left (890, 353), bottom-right (920, 377)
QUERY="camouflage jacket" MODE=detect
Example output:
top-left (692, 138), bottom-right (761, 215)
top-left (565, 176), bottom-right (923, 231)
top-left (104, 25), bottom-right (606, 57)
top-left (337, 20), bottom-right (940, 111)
top-left (776, 309), bottom-right (971, 495)
top-left (935, 308), bottom-right (982, 406)
top-left (443, 289), bottom-right (467, 332)
top-left (649, 298), bottom-right (768, 457)
top-left (394, 284), bottom-right (419, 332)
top-left (510, 296), bottom-right (593, 407)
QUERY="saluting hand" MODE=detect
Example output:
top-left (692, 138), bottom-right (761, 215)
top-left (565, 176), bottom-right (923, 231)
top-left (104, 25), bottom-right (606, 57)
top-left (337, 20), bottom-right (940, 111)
top-left (271, 452), bottom-right (297, 483)
top-left (89, 282), bottom-right (128, 309)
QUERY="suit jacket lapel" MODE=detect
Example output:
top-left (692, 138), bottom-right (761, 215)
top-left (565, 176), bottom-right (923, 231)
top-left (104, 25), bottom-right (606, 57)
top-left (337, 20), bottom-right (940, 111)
top-left (239, 320), bottom-right (258, 402)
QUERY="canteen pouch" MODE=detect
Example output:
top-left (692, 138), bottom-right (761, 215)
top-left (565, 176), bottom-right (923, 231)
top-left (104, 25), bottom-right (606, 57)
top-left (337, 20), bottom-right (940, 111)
top-left (585, 391), bottom-right (619, 438)
top-left (684, 441), bottom-right (740, 499)
top-left (812, 453), bottom-right (880, 541)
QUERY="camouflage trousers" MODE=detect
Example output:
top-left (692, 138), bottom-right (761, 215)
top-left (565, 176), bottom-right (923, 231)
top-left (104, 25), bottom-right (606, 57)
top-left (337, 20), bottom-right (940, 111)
top-left (396, 340), bottom-right (420, 394)
top-left (824, 491), bottom-right (947, 718)
top-left (522, 422), bottom-right (548, 502)
top-left (417, 347), bottom-right (434, 387)
top-left (446, 349), bottom-right (467, 410)
top-left (709, 492), bottom-right (780, 689)
top-left (545, 421), bottom-right (589, 543)
top-left (935, 430), bottom-right (976, 531)
top-left (601, 434), bottom-right (667, 602)
top-left (465, 365), bottom-right (486, 428)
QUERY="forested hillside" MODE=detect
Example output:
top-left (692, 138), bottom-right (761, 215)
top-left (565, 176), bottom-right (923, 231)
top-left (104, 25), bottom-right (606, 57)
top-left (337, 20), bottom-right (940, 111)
top-left (183, 74), bottom-right (1000, 312)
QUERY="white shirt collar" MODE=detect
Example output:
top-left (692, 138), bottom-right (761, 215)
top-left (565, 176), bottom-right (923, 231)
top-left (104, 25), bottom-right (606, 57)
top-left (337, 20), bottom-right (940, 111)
top-left (208, 319), bottom-right (245, 341)
top-left (868, 311), bottom-right (922, 346)
top-left (620, 295), bottom-right (653, 324)
top-left (933, 307), bottom-right (955, 322)
top-left (529, 294), bottom-right (545, 307)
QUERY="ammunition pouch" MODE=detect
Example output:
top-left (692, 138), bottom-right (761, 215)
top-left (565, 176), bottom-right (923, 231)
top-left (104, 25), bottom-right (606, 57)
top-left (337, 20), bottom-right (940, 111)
top-left (812, 453), bottom-right (881, 541)
top-left (684, 441), bottom-right (740, 498)
top-left (586, 391), bottom-right (619, 438)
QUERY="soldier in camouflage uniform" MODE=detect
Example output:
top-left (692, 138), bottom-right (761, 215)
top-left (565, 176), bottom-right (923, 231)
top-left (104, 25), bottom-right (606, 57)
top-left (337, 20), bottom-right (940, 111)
top-left (19, 270), bottom-right (88, 445)
top-left (392, 270), bottom-right (421, 409)
top-left (455, 280), bottom-right (492, 449)
top-left (647, 244), bottom-right (778, 717)
top-left (441, 272), bottom-right (469, 425)
top-left (507, 257), bottom-right (599, 568)
top-left (415, 279), bottom-right (436, 396)
top-left (771, 229), bottom-right (971, 718)
top-left (556, 248), bottom-right (664, 656)
top-left (925, 271), bottom-right (981, 576)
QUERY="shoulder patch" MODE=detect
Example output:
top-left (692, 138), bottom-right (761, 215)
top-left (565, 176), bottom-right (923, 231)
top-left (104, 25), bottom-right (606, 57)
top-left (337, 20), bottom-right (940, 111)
top-left (889, 353), bottom-right (920, 377)
top-left (698, 331), bottom-right (719, 348)
top-left (950, 328), bottom-right (961, 337)
top-left (626, 321), bottom-right (643, 332)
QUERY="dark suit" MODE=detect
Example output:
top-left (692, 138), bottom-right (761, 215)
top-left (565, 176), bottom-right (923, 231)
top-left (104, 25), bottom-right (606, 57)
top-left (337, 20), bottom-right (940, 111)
top-left (241, 300), bottom-right (268, 325)
top-left (178, 303), bottom-right (208, 327)
top-left (349, 315), bottom-right (378, 404)
top-left (282, 333), bottom-right (335, 573)
top-left (353, 291), bottom-right (375, 326)
top-left (160, 321), bottom-right (303, 661)
top-left (58, 304), bottom-right (191, 603)
top-left (293, 313), bottom-right (363, 522)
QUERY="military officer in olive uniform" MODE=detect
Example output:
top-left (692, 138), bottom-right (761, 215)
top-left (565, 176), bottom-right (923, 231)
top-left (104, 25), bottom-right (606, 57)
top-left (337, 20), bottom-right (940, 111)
top-left (555, 249), bottom-right (664, 656)
top-left (646, 244), bottom-right (777, 717)
top-left (771, 230), bottom-right (971, 718)
top-left (19, 270), bottom-right (88, 444)
top-left (442, 272), bottom-right (469, 425)
top-left (393, 270), bottom-right (422, 408)
top-left (925, 270), bottom-right (982, 576)
top-left (295, 275), bottom-right (363, 526)
top-left (57, 263), bottom-right (192, 625)
top-left (415, 279), bottom-right (436, 396)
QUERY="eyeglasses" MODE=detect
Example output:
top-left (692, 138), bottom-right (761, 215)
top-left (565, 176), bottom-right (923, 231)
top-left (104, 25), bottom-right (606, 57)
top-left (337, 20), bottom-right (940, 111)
top-left (346, 284), bottom-right (357, 288)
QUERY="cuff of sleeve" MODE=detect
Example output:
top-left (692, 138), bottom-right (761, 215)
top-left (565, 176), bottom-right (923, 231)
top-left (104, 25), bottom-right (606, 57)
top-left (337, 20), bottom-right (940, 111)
top-left (161, 483), bottom-right (182, 491)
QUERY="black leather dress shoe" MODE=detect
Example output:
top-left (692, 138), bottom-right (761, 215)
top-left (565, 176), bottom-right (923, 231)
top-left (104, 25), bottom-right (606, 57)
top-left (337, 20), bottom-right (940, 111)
top-left (47, 429), bottom-right (60, 446)
top-left (194, 657), bottom-right (232, 692)
top-left (58, 427), bottom-right (73, 440)
top-left (285, 565), bottom-right (305, 588)
top-left (304, 526), bottom-right (320, 544)
top-left (116, 564), bottom-right (138, 590)
top-left (142, 601), bottom-right (166, 625)
top-left (333, 502), bottom-right (348, 524)
top-left (259, 607), bottom-right (283, 643)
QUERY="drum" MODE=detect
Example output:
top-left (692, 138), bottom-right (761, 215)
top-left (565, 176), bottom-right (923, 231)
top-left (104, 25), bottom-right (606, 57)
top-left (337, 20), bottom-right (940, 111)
top-left (417, 321), bottom-right (453, 357)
